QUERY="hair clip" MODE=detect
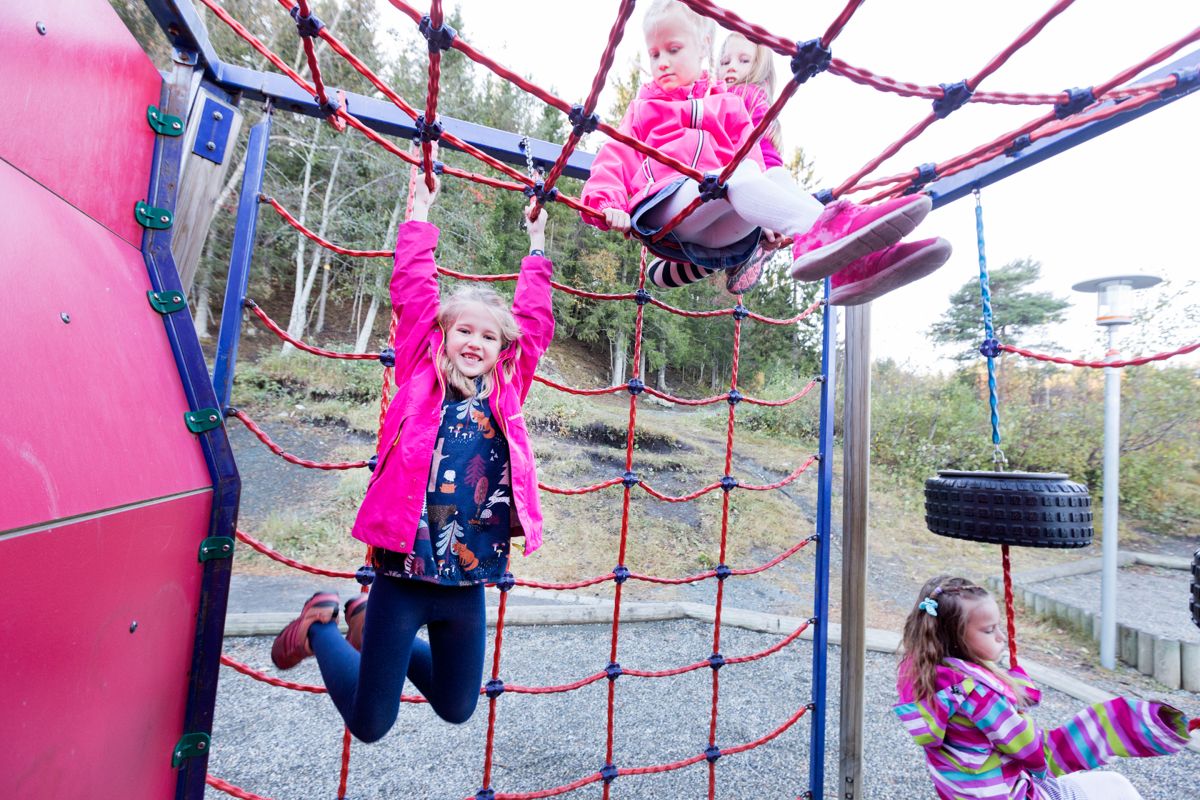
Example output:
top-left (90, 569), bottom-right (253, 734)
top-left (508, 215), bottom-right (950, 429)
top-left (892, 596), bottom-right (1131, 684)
top-left (918, 597), bottom-right (939, 617)
top-left (930, 586), bottom-right (944, 598)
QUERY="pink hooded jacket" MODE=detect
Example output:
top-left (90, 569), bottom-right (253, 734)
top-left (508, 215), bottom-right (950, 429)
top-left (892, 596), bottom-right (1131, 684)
top-left (725, 83), bottom-right (784, 169)
top-left (350, 221), bottom-right (554, 556)
top-left (581, 74), bottom-right (766, 229)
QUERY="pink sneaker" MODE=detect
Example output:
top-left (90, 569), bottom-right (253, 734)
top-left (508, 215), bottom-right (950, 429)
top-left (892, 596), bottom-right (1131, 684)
top-left (345, 593), bottom-right (368, 652)
top-left (828, 237), bottom-right (951, 306)
top-left (790, 194), bottom-right (932, 281)
top-left (270, 591), bottom-right (339, 670)
top-left (725, 248), bottom-right (769, 295)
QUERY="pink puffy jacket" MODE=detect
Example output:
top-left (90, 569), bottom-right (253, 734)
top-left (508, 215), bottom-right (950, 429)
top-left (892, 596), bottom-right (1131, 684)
top-left (350, 221), bottom-right (555, 556)
top-left (581, 74), bottom-right (766, 229)
top-left (725, 83), bottom-right (784, 169)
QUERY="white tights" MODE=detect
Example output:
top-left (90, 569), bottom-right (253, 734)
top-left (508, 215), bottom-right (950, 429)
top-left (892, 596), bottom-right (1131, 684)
top-left (1058, 771), bottom-right (1144, 800)
top-left (644, 163), bottom-right (824, 248)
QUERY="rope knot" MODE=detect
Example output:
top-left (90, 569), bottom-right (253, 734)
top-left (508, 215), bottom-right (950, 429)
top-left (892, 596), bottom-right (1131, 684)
top-left (932, 80), bottom-right (973, 118)
top-left (413, 113), bottom-right (443, 143)
top-left (697, 174), bottom-right (728, 202)
top-left (289, 5), bottom-right (325, 37)
top-left (496, 572), bottom-right (516, 592)
top-left (979, 338), bottom-right (1002, 359)
top-left (418, 15), bottom-right (457, 52)
top-left (354, 565), bottom-right (375, 586)
top-left (485, 678), bottom-right (505, 698)
top-left (568, 104), bottom-right (601, 136)
top-left (791, 38), bottom-right (832, 85)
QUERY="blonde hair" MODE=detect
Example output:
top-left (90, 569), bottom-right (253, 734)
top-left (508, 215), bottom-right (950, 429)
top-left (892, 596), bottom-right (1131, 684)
top-left (436, 285), bottom-right (522, 400)
top-left (721, 32), bottom-right (785, 155)
top-left (643, 0), bottom-right (716, 86)
top-left (899, 576), bottom-right (1029, 706)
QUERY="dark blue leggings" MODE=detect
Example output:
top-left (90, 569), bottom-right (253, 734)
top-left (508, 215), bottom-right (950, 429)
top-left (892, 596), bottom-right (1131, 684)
top-left (308, 577), bottom-right (485, 742)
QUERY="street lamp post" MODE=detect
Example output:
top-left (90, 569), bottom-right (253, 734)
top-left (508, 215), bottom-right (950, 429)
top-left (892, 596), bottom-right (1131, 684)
top-left (1070, 274), bottom-right (1161, 670)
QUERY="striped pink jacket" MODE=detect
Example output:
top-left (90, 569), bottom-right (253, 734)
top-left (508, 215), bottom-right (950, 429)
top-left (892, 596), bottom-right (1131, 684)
top-left (893, 657), bottom-right (1192, 800)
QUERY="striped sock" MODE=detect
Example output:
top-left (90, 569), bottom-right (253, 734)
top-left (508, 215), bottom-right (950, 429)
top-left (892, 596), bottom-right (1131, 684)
top-left (647, 258), bottom-right (719, 289)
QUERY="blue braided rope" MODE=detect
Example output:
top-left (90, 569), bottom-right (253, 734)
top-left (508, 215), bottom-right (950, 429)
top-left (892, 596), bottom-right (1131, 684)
top-left (974, 189), bottom-right (1004, 464)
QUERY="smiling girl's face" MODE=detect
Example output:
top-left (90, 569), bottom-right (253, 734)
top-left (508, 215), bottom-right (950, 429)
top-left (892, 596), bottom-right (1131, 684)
top-left (719, 35), bottom-right (755, 85)
top-left (443, 303), bottom-right (503, 379)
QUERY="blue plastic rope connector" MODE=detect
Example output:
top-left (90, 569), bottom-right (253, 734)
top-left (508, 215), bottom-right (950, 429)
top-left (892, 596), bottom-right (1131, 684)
top-left (289, 5), bottom-right (325, 37)
top-left (568, 104), bottom-right (601, 136)
top-left (418, 15), bottom-right (457, 52)
top-left (367, 454), bottom-right (378, 472)
top-left (813, 188), bottom-right (834, 205)
top-left (904, 163), bottom-right (937, 195)
top-left (1005, 134), bottom-right (1032, 157)
top-left (720, 475), bottom-right (738, 492)
top-left (600, 763), bottom-right (618, 784)
top-left (475, 790), bottom-right (496, 800)
top-left (496, 572), bottom-right (516, 592)
top-left (1162, 66), bottom-right (1200, 100)
top-left (419, 160), bottom-right (445, 176)
top-left (605, 662), bottom-right (623, 680)
top-left (522, 181), bottom-right (559, 204)
top-left (979, 338), bottom-right (1001, 358)
top-left (634, 287), bottom-right (652, 306)
top-left (704, 744), bottom-right (722, 763)
top-left (612, 564), bottom-right (631, 584)
top-left (697, 174), bottom-right (727, 202)
top-left (727, 389), bottom-right (743, 405)
top-left (317, 96), bottom-right (341, 118)
top-left (790, 38), bottom-right (832, 85)
top-left (379, 347), bottom-right (396, 367)
top-left (732, 303), bottom-right (749, 321)
top-left (485, 678), bottom-right (505, 698)
top-left (413, 114), bottom-right (443, 143)
top-left (355, 565), bottom-right (375, 586)
top-left (620, 471), bottom-right (638, 488)
top-left (1054, 86), bottom-right (1095, 119)
top-left (626, 378), bottom-right (644, 395)
top-left (708, 652), bottom-right (726, 670)
top-left (932, 80), bottom-right (973, 118)
top-left (714, 563), bottom-right (732, 581)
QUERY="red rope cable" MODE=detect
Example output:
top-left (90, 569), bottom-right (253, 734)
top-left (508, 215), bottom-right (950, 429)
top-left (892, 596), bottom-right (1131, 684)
top-left (821, 0), bottom-right (866, 46)
top-left (999, 341), bottom-right (1200, 368)
top-left (1002, 545), bottom-right (1019, 668)
top-left (228, 409), bottom-right (369, 470)
top-left (245, 300), bottom-right (379, 360)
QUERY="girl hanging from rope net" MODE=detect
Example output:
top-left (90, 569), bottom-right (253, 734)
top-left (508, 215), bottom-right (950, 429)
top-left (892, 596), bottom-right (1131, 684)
top-left (270, 168), bottom-right (557, 738)
top-left (894, 576), bottom-right (1199, 800)
top-left (718, 30), bottom-right (951, 305)
top-left (582, 0), bottom-right (948, 301)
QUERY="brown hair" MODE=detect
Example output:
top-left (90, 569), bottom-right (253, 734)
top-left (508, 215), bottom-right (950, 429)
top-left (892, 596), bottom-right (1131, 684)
top-left (436, 285), bottom-right (522, 400)
top-left (900, 576), bottom-right (1028, 705)
top-left (720, 32), bottom-right (784, 155)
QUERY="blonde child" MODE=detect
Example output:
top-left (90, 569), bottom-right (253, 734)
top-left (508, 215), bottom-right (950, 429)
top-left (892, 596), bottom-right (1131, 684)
top-left (895, 576), bottom-right (1198, 799)
top-left (582, 0), bottom-right (934, 301)
top-left (270, 174), bottom-right (555, 740)
top-left (719, 30), bottom-right (953, 305)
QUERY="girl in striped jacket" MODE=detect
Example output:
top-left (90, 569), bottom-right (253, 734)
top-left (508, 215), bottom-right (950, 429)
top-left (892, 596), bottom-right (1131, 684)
top-left (893, 576), bottom-right (1197, 799)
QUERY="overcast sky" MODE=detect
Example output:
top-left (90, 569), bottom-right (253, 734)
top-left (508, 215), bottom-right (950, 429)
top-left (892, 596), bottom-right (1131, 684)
top-left (379, 1), bottom-right (1199, 370)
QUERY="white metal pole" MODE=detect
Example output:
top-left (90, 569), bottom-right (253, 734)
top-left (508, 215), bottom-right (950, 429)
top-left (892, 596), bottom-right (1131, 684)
top-left (1099, 324), bottom-right (1121, 669)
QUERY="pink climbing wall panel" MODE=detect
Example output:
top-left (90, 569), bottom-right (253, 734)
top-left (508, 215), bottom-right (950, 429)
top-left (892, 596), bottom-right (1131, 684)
top-left (0, 158), bottom-right (212, 534)
top-left (0, 492), bottom-right (212, 800)
top-left (0, 0), bottom-right (161, 247)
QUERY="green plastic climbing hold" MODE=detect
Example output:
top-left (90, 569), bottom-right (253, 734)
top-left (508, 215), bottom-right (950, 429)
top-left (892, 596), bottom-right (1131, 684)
top-left (147, 105), bottom-right (184, 136)
top-left (135, 201), bottom-right (173, 230)
top-left (198, 536), bottom-right (235, 562)
top-left (147, 290), bottom-right (186, 314)
top-left (184, 409), bottom-right (222, 434)
top-left (171, 732), bottom-right (210, 768)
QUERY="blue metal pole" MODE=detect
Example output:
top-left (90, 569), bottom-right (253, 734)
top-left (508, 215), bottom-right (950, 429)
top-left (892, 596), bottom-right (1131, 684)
top-left (808, 284), bottom-right (837, 800)
top-left (212, 108), bottom-right (272, 409)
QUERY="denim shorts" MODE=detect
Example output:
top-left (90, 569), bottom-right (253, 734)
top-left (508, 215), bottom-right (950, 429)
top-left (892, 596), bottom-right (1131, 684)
top-left (630, 178), bottom-right (761, 269)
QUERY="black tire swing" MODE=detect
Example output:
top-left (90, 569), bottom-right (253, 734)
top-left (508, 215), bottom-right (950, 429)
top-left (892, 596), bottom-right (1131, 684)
top-left (922, 190), bottom-right (1094, 664)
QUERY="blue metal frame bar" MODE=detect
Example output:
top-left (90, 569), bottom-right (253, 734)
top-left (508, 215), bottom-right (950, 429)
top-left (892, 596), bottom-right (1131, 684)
top-left (139, 53), bottom-right (241, 800)
top-left (808, 288), bottom-right (837, 800)
top-left (928, 49), bottom-right (1200, 209)
top-left (212, 109), bottom-right (272, 409)
top-left (140, 0), bottom-right (594, 180)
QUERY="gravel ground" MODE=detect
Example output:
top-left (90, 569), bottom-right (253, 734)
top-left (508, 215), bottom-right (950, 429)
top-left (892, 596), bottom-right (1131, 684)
top-left (207, 620), bottom-right (1198, 800)
top-left (1028, 564), bottom-right (1200, 644)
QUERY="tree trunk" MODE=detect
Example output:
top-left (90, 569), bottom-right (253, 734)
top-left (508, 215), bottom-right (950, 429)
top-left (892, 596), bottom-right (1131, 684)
top-left (193, 249), bottom-right (214, 341)
top-left (611, 328), bottom-right (628, 386)
top-left (314, 262), bottom-right (331, 334)
top-left (355, 192), bottom-right (405, 353)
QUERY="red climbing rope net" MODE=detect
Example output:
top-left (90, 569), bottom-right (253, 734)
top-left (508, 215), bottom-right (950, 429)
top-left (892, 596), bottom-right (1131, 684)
top-left (193, 0), bottom-right (1200, 797)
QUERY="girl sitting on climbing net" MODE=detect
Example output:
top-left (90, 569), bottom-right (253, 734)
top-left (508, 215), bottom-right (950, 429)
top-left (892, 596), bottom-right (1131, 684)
top-left (581, 0), bottom-right (941, 302)
top-left (895, 576), bottom-right (1198, 800)
top-left (718, 30), bottom-right (951, 305)
top-left (271, 170), bottom-right (555, 739)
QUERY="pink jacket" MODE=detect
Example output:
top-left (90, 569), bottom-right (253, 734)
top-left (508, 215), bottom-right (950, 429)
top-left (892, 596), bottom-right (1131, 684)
top-left (581, 74), bottom-right (766, 229)
top-left (350, 221), bottom-right (555, 556)
top-left (725, 83), bottom-right (784, 169)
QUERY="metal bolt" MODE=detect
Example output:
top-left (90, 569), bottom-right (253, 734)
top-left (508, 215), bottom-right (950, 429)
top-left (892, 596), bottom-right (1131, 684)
top-left (206, 141), bottom-right (216, 151)
top-left (129, 621), bottom-right (138, 633)
top-left (172, 121), bottom-right (182, 130)
top-left (60, 312), bottom-right (70, 324)
top-left (172, 295), bottom-right (182, 303)
top-left (36, 22), bottom-right (46, 35)
top-left (213, 110), bottom-right (224, 122)
top-left (208, 414), bottom-right (218, 422)
top-left (160, 215), bottom-right (169, 223)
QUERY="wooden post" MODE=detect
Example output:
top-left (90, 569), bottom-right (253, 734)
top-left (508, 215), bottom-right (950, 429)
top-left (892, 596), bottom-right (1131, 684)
top-left (839, 303), bottom-right (870, 799)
